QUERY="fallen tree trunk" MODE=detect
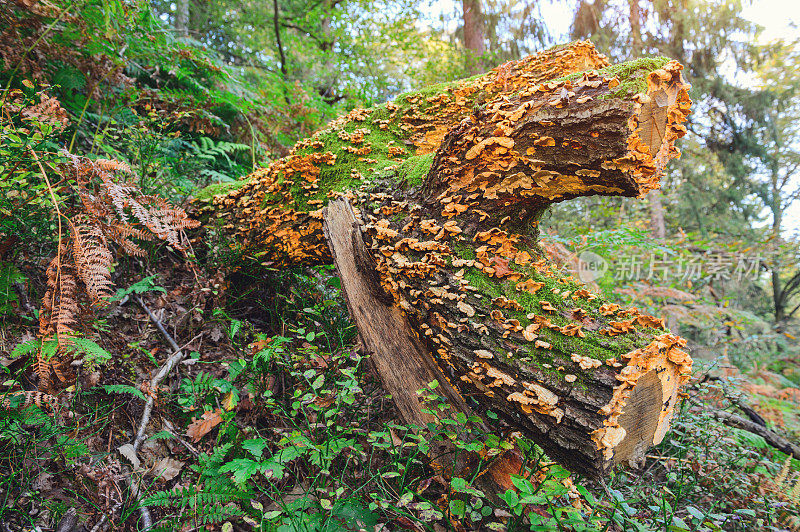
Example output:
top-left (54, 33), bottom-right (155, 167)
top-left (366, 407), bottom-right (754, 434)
top-left (197, 41), bottom-right (694, 479)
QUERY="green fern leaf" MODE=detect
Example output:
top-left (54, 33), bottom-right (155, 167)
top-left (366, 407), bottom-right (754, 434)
top-left (102, 384), bottom-right (146, 401)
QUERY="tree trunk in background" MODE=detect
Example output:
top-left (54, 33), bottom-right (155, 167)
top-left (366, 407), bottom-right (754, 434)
top-left (272, 0), bottom-right (288, 79)
top-left (770, 185), bottom-right (786, 329)
top-left (198, 42), bottom-right (694, 479)
top-left (628, 0), bottom-right (642, 52)
top-left (647, 189), bottom-right (667, 238)
top-left (317, 0), bottom-right (340, 102)
top-left (175, 0), bottom-right (189, 36)
top-left (629, 0), bottom-right (668, 238)
top-left (462, 0), bottom-right (486, 74)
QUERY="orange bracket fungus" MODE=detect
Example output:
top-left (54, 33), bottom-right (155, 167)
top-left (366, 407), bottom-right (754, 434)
top-left (197, 41), bottom-right (693, 479)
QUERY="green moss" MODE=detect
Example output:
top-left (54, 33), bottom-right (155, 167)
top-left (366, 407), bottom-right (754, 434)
top-left (397, 152), bottom-right (435, 188)
top-left (598, 56), bottom-right (672, 99)
top-left (454, 238), bottom-right (668, 366)
top-left (286, 99), bottom-right (433, 210)
top-left (393, 80), bottom-right (457, 109)
top-left (193, 180), bottom-right (246, 203)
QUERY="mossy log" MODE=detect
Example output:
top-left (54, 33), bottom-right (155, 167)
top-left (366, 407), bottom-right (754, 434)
top-left (199, 41), bottom-right (694, 479)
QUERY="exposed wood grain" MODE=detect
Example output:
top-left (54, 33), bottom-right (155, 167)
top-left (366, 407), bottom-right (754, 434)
top-left (322, 198), bottom-right (524, 493)
top-left (322, 198), bottom-right (471, 428)
top-left (614, 370), bottom-right (663, 467)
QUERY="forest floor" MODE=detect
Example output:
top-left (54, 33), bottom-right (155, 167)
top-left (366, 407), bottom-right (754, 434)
top-left (1, 247), bottom-right (799, 532)
top-left (1, 2), bottom-right (799, 530)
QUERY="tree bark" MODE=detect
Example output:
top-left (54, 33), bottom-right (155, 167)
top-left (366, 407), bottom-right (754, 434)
top-left (647, 189), bottom-right (667, 238)
top-left (199, 41), bottom-right (693, 478)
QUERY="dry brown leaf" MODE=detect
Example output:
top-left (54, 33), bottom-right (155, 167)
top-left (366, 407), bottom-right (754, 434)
top-left (488, 256), bottom-right (522, 280)
top-left (186, 408), bottom-right (223, 442)
top-left (152, 457), bottom-right (185, 482)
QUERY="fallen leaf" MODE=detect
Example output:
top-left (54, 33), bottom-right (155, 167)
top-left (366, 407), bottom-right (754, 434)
top-left (222, 391), bottom-right (237, 411)
top-left (118, 443), bottom-right (141, 470)
top-left (152, 457), bottom-right (184, 481)
top-left (186, 409), bottom-right (223, 442)
top-left (314, 394), bottom-right (336, 408)
top-left (488, 256), bottom-right (521, 280)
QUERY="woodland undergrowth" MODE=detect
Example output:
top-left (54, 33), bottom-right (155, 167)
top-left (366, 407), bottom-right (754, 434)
top-left (0, 0), bottom-right (799, 531)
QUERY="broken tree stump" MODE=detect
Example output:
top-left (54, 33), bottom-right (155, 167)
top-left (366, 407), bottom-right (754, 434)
top-left (321, 197), bottom-right (498, 486)
top-left (197, 41), bottom-right (694, 479)
top-left (320, 197), bottom-right (473, 431)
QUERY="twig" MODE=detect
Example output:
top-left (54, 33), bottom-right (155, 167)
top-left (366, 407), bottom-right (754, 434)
top-left (133, 296), bottom-right (191, 451)
top-left (161, 421), bottom-right (200, 457)
top-left (715, 377), bottom-right (768, 427)
top-left (689, 398), bottom-right (800, 460)
top-left (708, 408), bottom-right (800, 460)
top-left (597, 477), bottom-right (613, 498)
top-left (730, 394), bottom-right (768, 427)
top-left (125, 295), bottom-right (193, 530)
top-left (645, 454), bottom-right (692, 464)
top-left (88, 502), bottom-right (122, 532)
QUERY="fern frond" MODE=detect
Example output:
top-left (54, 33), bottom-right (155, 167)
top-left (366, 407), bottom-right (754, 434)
top-left (64, 152), bottom-right (200, 254)
top-left (35, 339), bottom-right (58, 391)
top-left (0, 390), bottom-right (58, 410)
top-left (199, 169), bottom-right (236, 183)
top-left (94, 158), bottom-right (132, 175)
top-left (100, 221), bottom-right (148, 256)
top-left (69, 337), bottom-right (113, 365)
top-left (197, 505), bottom-right (244, 525)
top-left (70, 221), bottom-right (114, 305)
top-left (128, 196), bottom-right (200, 251)
top-left (10, 338), bottom-right (41, 359)
top-left (101, 384), bottom-right (146, 401)
top-left (29, 152), bottom-right (204, 393)
top-left (54, 265), bottom-right (79, 349)
top-left (39, 249), bottom-right (80, 348)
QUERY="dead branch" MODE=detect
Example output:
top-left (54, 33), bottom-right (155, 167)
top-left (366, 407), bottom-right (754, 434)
top-left (709, 409), bottom-right (800, 460)
top-left (689, 398), bottom-right (800, 460)
top-left (123, 295), bottom-right (193, 530)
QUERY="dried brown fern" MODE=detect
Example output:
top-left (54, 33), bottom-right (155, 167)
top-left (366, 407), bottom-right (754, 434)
top-left (0, 390), bottom-right (59, 411)
top-left (70, 219), bottom-right (114, 305)
top-left (33, 153), bottom-right (200, 391)
top-left (37, 242), bottom-right (80, 389)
